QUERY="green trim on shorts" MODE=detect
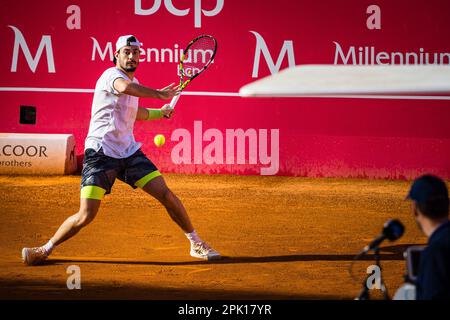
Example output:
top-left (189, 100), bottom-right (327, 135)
top-left (80, 185), bottom-right (106, 200)
top-left (135, 170), bottom-right (162, 188)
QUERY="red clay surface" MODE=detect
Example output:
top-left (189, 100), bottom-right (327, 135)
top-left (0, 174), bottom-right (430, 299)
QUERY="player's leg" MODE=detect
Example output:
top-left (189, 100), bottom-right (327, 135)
top-left (140, 174), bottom-right (221, 260)
top-left (50, 197), bottom-right (101, 246)
top-left (22, 148), bottom-right (116, 266)
top-left (21, 194), bottom-right (103, 266)
top-left (51, 146), bottom-right (115, 246)
top-left (142, 175), bottom-right (193, 233)
top-left (124, 149), bottom-right (221, 260)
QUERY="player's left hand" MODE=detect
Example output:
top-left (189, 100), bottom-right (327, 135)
top-left (158, 83), bottom-right (181, 99)
top-left (161, 104), bottom-right (174, 118)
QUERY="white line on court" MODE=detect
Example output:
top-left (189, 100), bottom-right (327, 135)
top-left (1, 87), bottom-right (450, 100)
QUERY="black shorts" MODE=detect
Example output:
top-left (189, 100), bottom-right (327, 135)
top-left (80, 148), bottom-right (161, 200)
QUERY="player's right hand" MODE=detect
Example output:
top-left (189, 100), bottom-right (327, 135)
top-left (161, 104), bottom-right (174, 119)
top-left (158, 83), bottom-right (181, 99)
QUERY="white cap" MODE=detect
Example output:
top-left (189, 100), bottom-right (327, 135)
top-left (115, 35), bottom-right (142, 52)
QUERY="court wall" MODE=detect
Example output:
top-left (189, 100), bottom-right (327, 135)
top-left (1, 0), bottom-right (449, 179)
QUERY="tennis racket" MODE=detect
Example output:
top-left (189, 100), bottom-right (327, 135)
top-left (166, 35), bottom-right (218, 117)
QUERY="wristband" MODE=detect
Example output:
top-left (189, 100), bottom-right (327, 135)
top-left (146, 108), bottom-right (163, 120)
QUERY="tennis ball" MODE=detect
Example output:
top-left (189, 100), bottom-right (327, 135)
top-left (154, 134), bottom-right (166, 147)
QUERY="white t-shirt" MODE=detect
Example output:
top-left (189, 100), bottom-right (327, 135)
top-left (85, 67), bottom-right (142, 158)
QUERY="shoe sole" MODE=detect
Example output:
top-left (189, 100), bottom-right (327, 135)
top-left (21, 248), bottom-right (29, 265)
top-left (191, 252), bottom-right (222, 261)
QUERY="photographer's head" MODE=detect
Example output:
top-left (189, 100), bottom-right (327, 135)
top-left (407, 174), bottom-right (449, 236)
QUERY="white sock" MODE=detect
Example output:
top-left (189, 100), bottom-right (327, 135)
top-left (185, 230), bottom-right (202, 243)
top-left (42, 240), bottom-right (54, 255)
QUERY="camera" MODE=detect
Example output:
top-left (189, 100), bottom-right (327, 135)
top-left (393, 245), bottom-right (425, 300)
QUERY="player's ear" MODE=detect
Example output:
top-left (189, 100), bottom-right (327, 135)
top-left (113, 51), bottom-right (120, 65)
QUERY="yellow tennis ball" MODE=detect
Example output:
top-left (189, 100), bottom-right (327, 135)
top-left (154, 134), bottom-right (166, 147)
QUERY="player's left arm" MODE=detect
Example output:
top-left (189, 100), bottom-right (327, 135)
top-left (136, 104), bottom-right (174, 121)
top-left (114, 79), bottom-right (180, 100)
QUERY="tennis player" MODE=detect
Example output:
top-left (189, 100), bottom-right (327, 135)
top-left (22, 35), bottom-right (221, 265)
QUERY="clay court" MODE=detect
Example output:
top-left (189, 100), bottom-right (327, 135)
top-left (0, 173), bottom-right (430, 300)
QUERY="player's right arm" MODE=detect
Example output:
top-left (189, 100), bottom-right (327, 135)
top-left (135, 104), bottom-right (173, 121)
top-left (113, 79), bottom-right (180, 99)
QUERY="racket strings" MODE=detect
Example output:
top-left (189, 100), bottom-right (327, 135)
top-left (181, 37), bottom-right (216, 78)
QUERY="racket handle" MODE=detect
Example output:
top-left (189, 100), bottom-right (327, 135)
top-left (169, 93), bottom-right (181, 110)
top-left (164, 94), bottom-right (181, 119)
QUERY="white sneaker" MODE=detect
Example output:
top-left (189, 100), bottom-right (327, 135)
top-left (22, 247), bottom-right (49, 266)
top-left (190, 241), bottom-right (222, 260)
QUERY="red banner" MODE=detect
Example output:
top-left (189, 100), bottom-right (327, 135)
top-left (1, 0), bottom-right (450, 178)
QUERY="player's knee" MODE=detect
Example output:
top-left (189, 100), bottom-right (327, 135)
top-left (160, 188), bottom-right (176, 206)
top-left (75, 209), bottom-right (96, 227)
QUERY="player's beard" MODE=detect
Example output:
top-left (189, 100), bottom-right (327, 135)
top-left (123, 65), bottom-right (137, 72)
top-left (122, 61), bottom-right (137, 72)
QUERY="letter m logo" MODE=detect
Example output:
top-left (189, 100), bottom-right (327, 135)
top-left (251, 31), bottom-right (295, 78)
top-left (9, 25), bottom-right (56, 73)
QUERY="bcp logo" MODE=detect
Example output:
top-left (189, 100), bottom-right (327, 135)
top-left (135, 0), bottom-right (224, 28)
